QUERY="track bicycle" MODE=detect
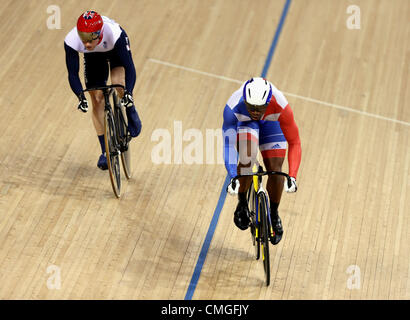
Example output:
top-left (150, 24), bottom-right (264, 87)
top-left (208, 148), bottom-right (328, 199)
top-left (82, 84), bottom-right (132, 198)
top-left (232, 165), bottom-right (291, 286)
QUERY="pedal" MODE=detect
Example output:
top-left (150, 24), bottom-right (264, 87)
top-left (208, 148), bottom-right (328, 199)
top-left (270, 226), bottom-right (276, 238)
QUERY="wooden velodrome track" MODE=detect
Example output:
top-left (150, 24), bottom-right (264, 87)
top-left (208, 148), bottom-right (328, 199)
top-left (0, 0), bottom-right (408, 300)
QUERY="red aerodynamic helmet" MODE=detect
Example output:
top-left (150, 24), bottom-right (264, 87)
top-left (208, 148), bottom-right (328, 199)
top-left (77, 10), bottom-right (103, 42)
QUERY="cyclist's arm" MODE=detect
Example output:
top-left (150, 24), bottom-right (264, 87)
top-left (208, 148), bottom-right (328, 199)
top-left (222, 105), bottom-right (238, 179)
top-left (278, 105), bottom-right (301, 178)
top-left (114, 32), bottom-right (136, 94)
top-left (64, 42), bottom-right (83, 96)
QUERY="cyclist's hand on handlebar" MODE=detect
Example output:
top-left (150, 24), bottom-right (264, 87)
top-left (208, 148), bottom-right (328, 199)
top-left (77, 93), bottom-right (88, 113)
top-left (121, 91), bottom-right (134, 108)
top-left (284, 177), bottom-right (297, 193)
top-left (227, 178), bottom-right (240, 196)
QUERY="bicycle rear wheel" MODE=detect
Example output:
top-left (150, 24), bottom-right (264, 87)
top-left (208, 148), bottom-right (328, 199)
top-left (247, 184), bottom-right (260, 260)
top-left (104, 109), bottom-right (121, 198)
top-left (259, 192), bottom-right (270, 286)
top-left (113, 94), bottom-right (132, 179)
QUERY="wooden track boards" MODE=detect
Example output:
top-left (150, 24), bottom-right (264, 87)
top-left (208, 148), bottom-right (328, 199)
top-left (0, 0), bottom-right (408, 299)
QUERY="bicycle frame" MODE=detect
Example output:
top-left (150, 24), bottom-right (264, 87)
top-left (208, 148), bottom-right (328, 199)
top-left (82, 84), bottom-right (126, 152)
top-left (81, 84), bottom-right (131, 198)
top-left (82, 84), bottom-right (125, 94)
top-left (251, 166), bottom-right (263, 239)
top-left (233, 165), bottom-right (291, 191)
top-left (232, 166), bottom-right (290, 286)
top-left (82, 84), bottom-right (125, 113)
top-left (233, 165), bottom-right (291, 230)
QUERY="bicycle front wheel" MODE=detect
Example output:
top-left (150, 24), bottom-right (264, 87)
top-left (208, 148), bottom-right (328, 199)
top-left (259, 192), bottom-right (270, 286)
top-left (104, 109), bottom-right (121, 198)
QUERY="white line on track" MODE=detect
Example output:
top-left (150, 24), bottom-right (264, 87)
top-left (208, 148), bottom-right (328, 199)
top-left (148, 58), bottom-right (410, 127)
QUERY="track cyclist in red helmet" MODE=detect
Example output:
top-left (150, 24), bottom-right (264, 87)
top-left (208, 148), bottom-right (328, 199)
top-left (223, 77), bottom-right (301, 245)
top-left (64, 11), bottom-right (141, 170)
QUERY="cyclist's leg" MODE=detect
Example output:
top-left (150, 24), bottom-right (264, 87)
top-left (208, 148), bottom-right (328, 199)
top-left (263, 157), bottom-right (285, 209)
top-left (89, 90), bottom-right (105, 135)
top-left (89, 91), bottom-right (108, 170)
top-left (85, 53), bottom-right (109, 134)
top-left (259, 120), bottom-right (287, 205)
top-left (233, 121), bottom-right (260, 230)
top-left (237, 121), bottom-right (261, 192)
top-left (259, 121), bottom-right (287, 243)
top-left (84, 52), bottom-right (109, 168)
top-left (237, 138), bottom-right (254, 194)
top-left (110, 66), bottom-right (125, 98)
top-left (109, 52), bottom-right (141, 138)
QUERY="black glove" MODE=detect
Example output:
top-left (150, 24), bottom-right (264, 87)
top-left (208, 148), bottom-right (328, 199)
top-left (77, 92), bottom-right (88, 113)
top-left (121, 91), bottom-right (134, 108)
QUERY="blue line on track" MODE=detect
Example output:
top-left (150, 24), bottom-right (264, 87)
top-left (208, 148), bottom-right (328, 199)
top-left (184, 175), bottom-right (230, 300)
top-left (184, 0), bottom-right (292, 300)
top-left (261, 0), bottom-right (292, 78)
